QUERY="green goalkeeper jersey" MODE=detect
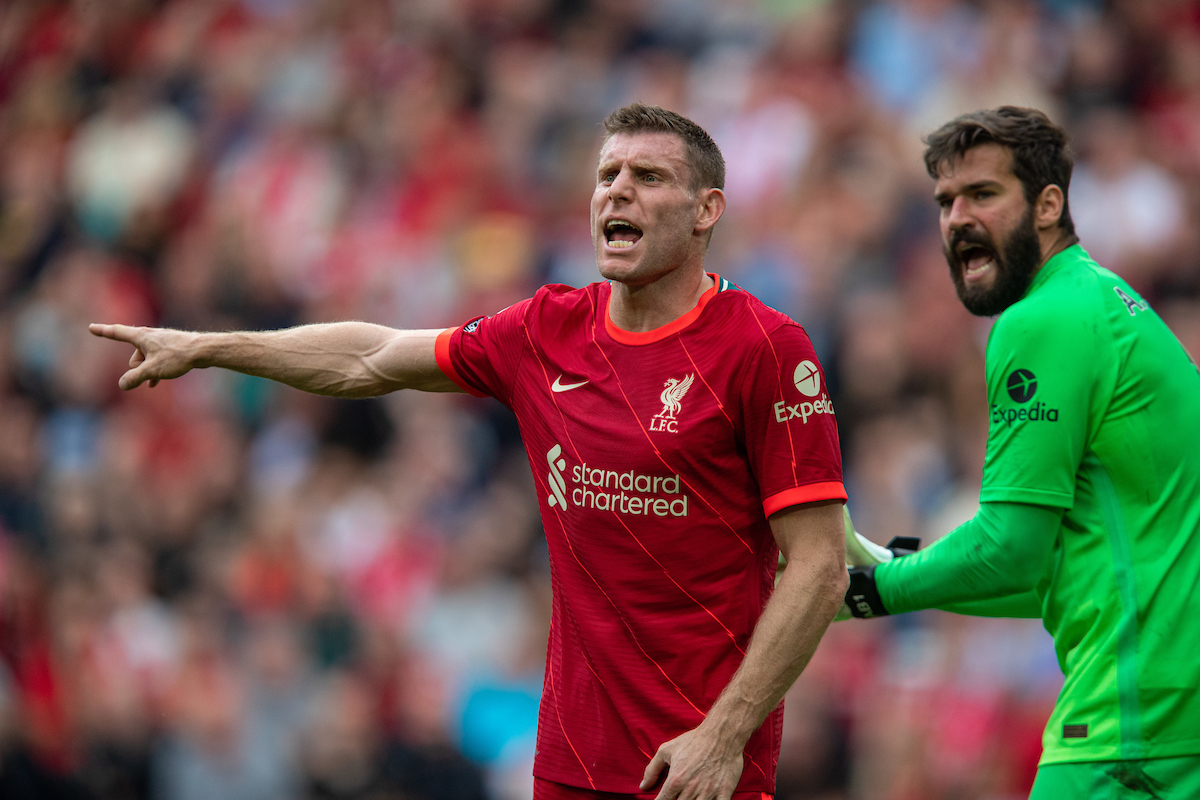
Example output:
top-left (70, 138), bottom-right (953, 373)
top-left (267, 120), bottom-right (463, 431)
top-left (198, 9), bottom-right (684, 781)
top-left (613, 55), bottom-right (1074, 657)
top-left (976, 244), bottom-right (1200, 764)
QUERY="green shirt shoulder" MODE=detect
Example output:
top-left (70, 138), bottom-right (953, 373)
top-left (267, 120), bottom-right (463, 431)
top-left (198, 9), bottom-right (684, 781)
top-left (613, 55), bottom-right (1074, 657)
top-left (981, 248), bottom-right (1118, 508)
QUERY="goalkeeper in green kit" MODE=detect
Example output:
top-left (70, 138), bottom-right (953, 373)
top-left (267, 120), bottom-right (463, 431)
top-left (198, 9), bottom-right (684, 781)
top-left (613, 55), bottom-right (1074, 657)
top-left (841, 106), bottom-right (1200, 798)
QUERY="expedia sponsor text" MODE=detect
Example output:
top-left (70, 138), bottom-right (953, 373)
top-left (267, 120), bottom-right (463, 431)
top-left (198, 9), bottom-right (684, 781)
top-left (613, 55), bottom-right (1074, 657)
top-left (991, 401), bottom-right (1059, 428)
top-left (774, 394), bottom-right (835, 424)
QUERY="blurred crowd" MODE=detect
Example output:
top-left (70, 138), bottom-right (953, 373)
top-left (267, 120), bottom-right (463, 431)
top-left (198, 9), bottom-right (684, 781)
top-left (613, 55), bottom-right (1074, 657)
top-left (0, 0), bottom-right (1198, 799)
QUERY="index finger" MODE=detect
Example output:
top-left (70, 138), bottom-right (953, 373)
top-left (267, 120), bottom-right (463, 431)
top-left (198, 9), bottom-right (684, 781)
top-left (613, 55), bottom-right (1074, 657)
top-left (89, 323), bottom-right (140, 345)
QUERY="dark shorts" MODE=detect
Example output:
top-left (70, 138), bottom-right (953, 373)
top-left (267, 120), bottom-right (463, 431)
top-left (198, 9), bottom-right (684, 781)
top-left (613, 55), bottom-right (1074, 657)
top-left (1030, 756), bottom-right (1200, 799)
top-left (533, 777), bottom-right (773, 800)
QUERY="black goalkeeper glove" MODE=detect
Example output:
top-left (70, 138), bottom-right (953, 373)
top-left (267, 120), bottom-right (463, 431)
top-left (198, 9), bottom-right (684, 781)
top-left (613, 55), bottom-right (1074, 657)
top-left (843, 536), bottom-right (920, 619)
top-left (846, 566), bottom-right (886, 618)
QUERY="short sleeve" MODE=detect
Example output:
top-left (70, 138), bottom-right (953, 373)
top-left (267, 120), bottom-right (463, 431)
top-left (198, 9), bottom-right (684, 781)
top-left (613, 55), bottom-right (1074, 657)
top-left (739, 323), bottom-right (846, 517)
top-left (435, 298), bottom-right (533, 405)
top-left (980, 302), bottom-right (1104, 508)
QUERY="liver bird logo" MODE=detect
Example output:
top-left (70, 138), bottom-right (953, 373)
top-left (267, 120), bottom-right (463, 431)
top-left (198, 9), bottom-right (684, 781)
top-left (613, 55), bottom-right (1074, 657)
top-left (658, 374), bottom-right (695, 419)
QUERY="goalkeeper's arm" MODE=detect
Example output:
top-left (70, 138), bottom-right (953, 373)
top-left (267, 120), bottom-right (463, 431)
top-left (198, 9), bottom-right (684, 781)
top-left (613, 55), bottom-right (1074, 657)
top-left (844, 501), bottom-right (1062, 618)
top-left (938, 590), bottom-right (1043, 618)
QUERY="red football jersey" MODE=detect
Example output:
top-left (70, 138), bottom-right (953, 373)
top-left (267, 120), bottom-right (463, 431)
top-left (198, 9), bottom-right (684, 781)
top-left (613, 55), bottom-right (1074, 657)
top-left (435, 275), bottom-right (845, 793)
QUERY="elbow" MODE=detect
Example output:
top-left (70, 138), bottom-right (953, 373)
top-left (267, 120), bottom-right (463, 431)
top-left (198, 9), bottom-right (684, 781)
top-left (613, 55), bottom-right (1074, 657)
top-left (969, 553), bottom-right (1040, 597)
top-left (830, 560), bottom-right (850, 604)
top-left (808, 548), bottom-right (849, 612)
top-left (326, 360), bottom-right (392, 397)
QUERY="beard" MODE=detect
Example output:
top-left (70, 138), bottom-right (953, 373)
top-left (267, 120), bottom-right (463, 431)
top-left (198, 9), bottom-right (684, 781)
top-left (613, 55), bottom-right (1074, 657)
top-left (944, 204), bottom-right (1043, 317)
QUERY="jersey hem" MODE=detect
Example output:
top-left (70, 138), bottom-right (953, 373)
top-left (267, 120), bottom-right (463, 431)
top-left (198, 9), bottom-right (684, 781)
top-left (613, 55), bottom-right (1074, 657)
top-left (1039, 737), bottom-right (1200, 766)
top-left (604, 273), bottom-right (722, 345)
top-left (532, 764), bottom-right (775, 795)
top-left (435, 326), bottom-right (489, 398)
top-left (763, 482), bottom-right (847, 517)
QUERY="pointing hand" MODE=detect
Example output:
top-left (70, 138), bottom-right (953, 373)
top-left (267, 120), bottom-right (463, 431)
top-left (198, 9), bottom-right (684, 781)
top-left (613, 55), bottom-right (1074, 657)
top-left (88, 323), bottom-right (198, 390)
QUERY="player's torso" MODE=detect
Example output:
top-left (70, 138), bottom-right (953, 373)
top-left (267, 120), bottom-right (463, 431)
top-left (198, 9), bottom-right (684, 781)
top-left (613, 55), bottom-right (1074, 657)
top-left (473, 280), bottom-right (838, 792)
top-left (1041, 261), bottom-right (1200, 611)
top-left (508, 284), bottom-right (770, 572)
top-left (1017, 255), bottom-right (1200, 762)
top-left (509, 284), bottom-right (783, 792)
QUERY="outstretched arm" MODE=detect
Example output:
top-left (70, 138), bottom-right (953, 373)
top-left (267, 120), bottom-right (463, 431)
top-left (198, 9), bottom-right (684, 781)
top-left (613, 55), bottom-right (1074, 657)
top-left (641, 500), bottom-right (847, 800)
top-left (938, 590), bottom-right (1043, 618)
top-left (88, 322), bottom-right (460, 396)
top-left (840, 508), bottom-right (1045, 619)
top-left (848, 502), bottom-right (1062, 618)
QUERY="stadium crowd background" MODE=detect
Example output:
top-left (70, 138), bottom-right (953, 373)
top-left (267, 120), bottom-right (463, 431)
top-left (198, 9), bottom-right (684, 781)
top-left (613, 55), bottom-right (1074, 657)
top-left (1, 0), bottom-right (1199, 798)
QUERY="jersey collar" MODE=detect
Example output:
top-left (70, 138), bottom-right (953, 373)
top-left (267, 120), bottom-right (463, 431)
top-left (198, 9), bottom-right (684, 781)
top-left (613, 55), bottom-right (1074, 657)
top-left (1028, 243), bottom-right (1086, 294)
top-left (604, 273), bottom-right (726, 345)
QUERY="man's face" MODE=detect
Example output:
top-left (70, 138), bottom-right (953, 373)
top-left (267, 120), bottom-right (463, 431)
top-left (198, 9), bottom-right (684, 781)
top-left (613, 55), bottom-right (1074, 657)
top-left (934, 143), bottom-right (1044, 317)
top-left (591, 132), bottom-right (706, 286)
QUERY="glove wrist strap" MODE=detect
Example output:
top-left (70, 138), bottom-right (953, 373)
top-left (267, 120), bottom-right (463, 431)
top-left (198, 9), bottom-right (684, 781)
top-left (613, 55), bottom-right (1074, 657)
top-left (846, 566), bottom-right (888, 618)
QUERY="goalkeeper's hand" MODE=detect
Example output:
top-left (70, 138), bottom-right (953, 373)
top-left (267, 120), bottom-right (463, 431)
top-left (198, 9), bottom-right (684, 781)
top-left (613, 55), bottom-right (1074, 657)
top-left (834, 507), bottom-right (919, 620)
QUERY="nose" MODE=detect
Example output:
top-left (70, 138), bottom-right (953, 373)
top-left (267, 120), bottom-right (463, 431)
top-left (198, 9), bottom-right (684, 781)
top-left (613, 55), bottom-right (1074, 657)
top-left (608, 169), bottom-right (634, 203)
top-left (945, 196), bottom-right (975, 232)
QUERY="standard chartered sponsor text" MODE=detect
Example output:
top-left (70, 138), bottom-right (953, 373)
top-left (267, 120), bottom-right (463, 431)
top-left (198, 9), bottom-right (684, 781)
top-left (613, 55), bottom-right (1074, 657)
top-left (573, 463), bottom-right (689, 516)
top-left (545, 445), bottom-right (690, 516)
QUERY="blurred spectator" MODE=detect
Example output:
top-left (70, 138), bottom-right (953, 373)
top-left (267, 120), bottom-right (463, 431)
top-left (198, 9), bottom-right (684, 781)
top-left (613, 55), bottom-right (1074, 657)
top-left (1069, 105), bottom-right (1186, 289)
top-left (850, 0), bottom-right (982, 117)
top-left (66, 82), bottom-right (195, 246)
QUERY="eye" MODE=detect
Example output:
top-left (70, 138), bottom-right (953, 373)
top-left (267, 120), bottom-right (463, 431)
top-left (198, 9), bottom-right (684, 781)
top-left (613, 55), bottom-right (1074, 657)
top-left (600, 172), bottom-right (616, 184)
top-left (643, 174), bottom-right (659, 183)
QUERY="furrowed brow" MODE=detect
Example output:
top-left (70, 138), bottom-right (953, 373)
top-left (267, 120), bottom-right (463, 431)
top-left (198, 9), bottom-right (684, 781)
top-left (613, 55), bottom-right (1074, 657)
top-left (935, 179), bottom-right (1002, 204)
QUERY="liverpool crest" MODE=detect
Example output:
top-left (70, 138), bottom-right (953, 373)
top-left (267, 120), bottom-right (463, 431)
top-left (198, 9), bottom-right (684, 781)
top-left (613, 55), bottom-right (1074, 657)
top-left (650, 374), bottom-right (694, 433)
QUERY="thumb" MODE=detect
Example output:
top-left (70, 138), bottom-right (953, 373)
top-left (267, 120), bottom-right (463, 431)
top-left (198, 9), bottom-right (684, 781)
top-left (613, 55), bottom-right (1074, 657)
top-left (641, 747), bottom-right (669, 791)
top-left (119, 363), bottom-right (154, 391)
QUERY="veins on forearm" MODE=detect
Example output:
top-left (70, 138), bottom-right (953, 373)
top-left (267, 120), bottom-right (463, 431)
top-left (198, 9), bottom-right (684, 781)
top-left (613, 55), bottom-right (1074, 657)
top-left (201, 325), bottom-right (389, 397)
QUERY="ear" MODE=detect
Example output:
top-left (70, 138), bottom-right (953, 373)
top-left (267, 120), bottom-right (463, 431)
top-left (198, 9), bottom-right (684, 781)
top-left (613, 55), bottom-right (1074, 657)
top-left (1034, 184), bottom-right (1065, 231)
top-left (694, 187), bottom-right (726, 236)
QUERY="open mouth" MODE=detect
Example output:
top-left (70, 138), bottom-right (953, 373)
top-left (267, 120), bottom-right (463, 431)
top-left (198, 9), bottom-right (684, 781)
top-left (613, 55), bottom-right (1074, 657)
top-left (604, 219), bottom-right (643, 249)
top-left (957, 243), bottom-right (995, 282)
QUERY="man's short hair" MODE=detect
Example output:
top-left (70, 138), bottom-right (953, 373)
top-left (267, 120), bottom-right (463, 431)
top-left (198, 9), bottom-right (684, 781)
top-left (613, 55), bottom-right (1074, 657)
top-left (923, 106), bottom-right (1076, 237)
top-left (602, 103), bottom-right (726, 193)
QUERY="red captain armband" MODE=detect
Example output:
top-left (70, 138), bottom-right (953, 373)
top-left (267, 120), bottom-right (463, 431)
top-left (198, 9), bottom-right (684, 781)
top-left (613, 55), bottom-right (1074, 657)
top-left (763, 481), bottom-right (847, 517)
top-left (434, 325), bottom-right (488, 397)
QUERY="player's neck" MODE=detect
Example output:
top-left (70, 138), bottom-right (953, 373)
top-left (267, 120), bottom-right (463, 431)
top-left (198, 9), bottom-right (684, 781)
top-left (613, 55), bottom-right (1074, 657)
top-left (1038, 228), bottom-right (1079, 270)
top-left (608, 267), bottom-right (715, 333)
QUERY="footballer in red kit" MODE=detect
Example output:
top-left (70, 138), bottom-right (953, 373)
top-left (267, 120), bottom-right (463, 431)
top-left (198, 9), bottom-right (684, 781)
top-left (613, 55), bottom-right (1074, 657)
top-left (91, 103), bottom-right (851, 800)
top-left (435, 275), bottom-right (845, 793)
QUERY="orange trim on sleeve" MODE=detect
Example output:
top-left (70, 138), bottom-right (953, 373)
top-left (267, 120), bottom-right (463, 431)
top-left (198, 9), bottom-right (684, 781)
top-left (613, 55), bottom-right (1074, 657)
top-left (604, 273), bottom-right (722, 345)
top-left (435, 326), bottom-right (488, 397)
top-left (762, 482), bottom-right (847, 517)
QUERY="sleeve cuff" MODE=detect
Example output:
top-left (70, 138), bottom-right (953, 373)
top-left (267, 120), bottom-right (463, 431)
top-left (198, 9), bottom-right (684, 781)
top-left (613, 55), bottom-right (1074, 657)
top-left (435, 326), bottom-right (488, 398)
top-left (763, 481), bottom-right (847, 517)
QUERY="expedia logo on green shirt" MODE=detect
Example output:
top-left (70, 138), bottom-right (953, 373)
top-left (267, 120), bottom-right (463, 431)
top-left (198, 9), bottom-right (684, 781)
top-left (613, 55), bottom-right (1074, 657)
top-left (992, 369), bottom-right (1060, 427)
top-left (1006, 369), bottom-right (1037, 402)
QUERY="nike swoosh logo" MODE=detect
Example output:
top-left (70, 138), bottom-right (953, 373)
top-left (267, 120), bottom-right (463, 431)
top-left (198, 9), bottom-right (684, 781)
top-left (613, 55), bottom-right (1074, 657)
top-left (551, 376), bottom-right (589, 393)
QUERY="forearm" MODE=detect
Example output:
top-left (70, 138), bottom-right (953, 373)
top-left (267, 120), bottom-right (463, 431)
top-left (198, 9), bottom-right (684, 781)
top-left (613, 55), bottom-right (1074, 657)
top-left (701, 530), bottom-right (847, 746)
top-left (875, 502), bottom-right (1062, 615)
top-left (192, 323), bottom-right (452, 396)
